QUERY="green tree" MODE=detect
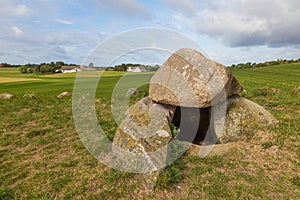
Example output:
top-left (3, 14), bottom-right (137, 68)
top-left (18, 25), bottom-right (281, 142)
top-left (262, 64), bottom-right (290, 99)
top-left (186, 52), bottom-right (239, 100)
top-left (35, 65), bottom-right (41, 74)
top-left (237, 63), bottom-right (245, 69)
top-left (27, 68), bottom-right (33, 73)
top-left (88, 62), bottom-right (94, 68)
top-left (50, 62), bottom-right (55, 67)
top-left (56, 61), bottom-right (64, 68)
top-left (19, 65), bottom-right (28, 73)
top-left (245, 62), bottom-right (252, 68)
top-left (121, 63), bottom-right (126, 71)
top-left (114, 63), bottom-right (127, 71)
top-left (40, 64), bottom-right (54, 74)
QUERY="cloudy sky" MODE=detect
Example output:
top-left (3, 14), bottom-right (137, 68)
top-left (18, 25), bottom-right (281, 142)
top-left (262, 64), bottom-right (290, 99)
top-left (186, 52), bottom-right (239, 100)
top-left (1, 0), bottom-right (300, 65)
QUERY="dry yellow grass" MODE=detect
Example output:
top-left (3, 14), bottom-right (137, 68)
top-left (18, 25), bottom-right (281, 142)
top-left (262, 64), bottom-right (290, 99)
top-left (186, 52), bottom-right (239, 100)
top-left (0, 77), bottom-right (40, 83)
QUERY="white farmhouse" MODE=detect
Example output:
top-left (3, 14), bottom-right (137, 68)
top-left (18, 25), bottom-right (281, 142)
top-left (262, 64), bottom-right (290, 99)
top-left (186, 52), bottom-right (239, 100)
top-left (127, 66), bottom-right (147, 72)
top-left (61, 66), bottom-right (81, 73)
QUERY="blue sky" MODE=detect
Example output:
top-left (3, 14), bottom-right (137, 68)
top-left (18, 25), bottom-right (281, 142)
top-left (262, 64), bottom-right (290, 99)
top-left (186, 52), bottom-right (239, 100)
top-left (1, 0), bottom-right (300, 66)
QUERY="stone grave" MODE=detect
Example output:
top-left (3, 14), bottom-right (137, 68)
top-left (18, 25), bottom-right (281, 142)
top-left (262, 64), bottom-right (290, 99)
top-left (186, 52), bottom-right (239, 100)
top-left (112, 48), bottom-right (277, 189)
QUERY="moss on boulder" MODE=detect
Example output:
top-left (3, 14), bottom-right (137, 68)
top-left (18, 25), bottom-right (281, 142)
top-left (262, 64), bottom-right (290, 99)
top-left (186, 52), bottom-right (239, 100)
top-left (215, 95), bottom-right (278, 143)
top-left (112, 97), bottom-right (176, 189)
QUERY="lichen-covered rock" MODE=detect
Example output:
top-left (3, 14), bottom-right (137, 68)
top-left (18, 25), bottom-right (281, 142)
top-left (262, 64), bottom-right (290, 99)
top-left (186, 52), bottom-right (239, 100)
top-left (0, 93), bottom-right (14, 99)
top-left (149, 48), bottom-right (243, 108)
top-left (215, 95), bottom-right (278, 143)
top-left (112, 97), bottom-right (176, 188)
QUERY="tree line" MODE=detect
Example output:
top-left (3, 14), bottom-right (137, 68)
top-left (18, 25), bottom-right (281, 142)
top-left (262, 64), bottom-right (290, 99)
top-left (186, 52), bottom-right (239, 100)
top-left (2, 57), bottom-right (299, 73)
top-left (230, 58), bottom-right (300, 69)
top-left (1, 61), bottom-right (77, 74)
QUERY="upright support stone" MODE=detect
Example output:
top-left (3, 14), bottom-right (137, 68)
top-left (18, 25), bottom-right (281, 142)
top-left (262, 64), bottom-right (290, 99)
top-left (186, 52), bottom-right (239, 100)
top-left (112, 97), bottom-right (176, 189)
top-left (215, 95), bottom-right (278, 143)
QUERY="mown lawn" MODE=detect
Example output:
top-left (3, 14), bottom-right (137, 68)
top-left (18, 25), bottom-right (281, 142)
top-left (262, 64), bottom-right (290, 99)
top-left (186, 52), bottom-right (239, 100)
top-left (0, 65), bottom-right (299, 199)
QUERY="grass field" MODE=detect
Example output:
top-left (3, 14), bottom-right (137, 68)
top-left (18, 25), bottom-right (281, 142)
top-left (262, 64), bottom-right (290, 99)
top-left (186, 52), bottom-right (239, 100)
top-left (0, 64), bottom-right (299, 199)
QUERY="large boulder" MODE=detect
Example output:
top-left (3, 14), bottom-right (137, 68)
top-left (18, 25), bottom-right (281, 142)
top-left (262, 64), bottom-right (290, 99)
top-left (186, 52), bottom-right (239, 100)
top-left (149, 48), bottom-right (243, 108)
top-left (113, 97), bottom-right (175, 152)
top-left (112, 97), bottom-right (176, 188)
top-left (215, 95), bottom-right (278, 143)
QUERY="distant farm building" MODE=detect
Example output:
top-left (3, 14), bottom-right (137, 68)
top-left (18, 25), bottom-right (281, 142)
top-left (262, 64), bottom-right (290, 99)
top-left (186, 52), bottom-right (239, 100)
top-left (127, 66), bottom-right (147, 72)
top-left (80, 65), bottom-right (96, 71)
top-left (0, 63), bottom-right (11, 68)
top-left (61, 66), bottom-right (81, 73)
top-left (60, 65), bottom-right (95, 73)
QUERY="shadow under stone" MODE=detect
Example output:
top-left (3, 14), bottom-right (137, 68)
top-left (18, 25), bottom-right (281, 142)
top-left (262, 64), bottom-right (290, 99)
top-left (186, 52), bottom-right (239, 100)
top-left (171, 106), bottom-right (217, 145)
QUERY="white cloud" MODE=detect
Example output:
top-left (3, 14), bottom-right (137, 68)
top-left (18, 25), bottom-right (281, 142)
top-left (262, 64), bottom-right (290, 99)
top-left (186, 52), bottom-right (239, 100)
top-left (56, 19), bottom-right (74, 25)
top-left (12, 26), bottom-right (24, 36)
top-left (0, 0), bottom-right (33, 18)
top-left (195, 0), bottom-right (300, 47)
top-left (0, 28), bottom-right (104, 64)
top-left (14, 4), bottom-right (33, 16)
top-left (90, 0), bottom-right (152, 19)
top-left (1, 0), bottom-right (298, 66)
top-left (162, 0), bottom-right (200, 16)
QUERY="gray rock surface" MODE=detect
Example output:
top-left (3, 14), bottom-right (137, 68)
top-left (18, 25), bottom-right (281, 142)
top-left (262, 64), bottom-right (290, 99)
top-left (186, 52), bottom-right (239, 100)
top-left (215, 95), bottom-right (278, 143)
top-left (112, 97), bottom-right (176, 189)
top-left (113, 97), bottom-right (175, 154)
top-left (149, 48), bottom-right (243, 108)
top-left (112, 48), bottom-right (278, 189)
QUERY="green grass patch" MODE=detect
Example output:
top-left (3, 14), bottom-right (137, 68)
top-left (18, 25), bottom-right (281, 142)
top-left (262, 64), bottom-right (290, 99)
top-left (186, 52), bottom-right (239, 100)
top-left (0, 64), bottom-right (299, 199)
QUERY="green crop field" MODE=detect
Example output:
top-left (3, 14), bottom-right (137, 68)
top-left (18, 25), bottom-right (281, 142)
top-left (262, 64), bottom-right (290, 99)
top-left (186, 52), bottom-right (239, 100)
top-left (0, 64), bottom-right (299, 199)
